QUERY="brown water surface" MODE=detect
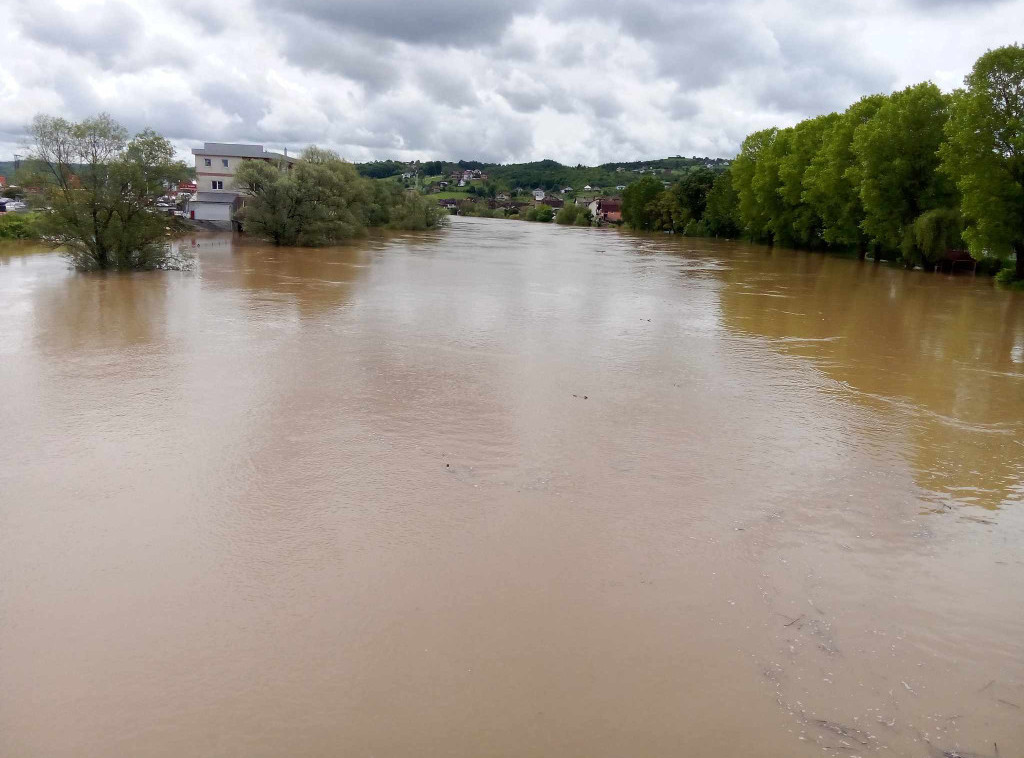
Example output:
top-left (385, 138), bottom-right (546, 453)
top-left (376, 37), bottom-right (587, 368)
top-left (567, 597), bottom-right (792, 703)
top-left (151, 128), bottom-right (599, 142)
top-left (1, 217), bottom-right (1023, 757)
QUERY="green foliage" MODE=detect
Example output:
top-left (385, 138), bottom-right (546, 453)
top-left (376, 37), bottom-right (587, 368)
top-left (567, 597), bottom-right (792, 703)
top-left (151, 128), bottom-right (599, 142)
top-left (621, 176), bottom-right (665, 230)
top-left (27, 113), bottom-right (190, 271)
top-left (853, 82), bottom-right (955, 253)
top-left (555, 204), bottom-right (593, 226)
top-left (671, 167), bottom-right (717, 222)
top-left (457, 200), bottom-right (501, 218)
top-left (0, 212), bottom-right (41, 239)
top-left (732, 128), bottom-right (777, 241)
top-left (778, 114), bottom-right (839, 246)
top-left (683, 218), bottom-right (710, 236)
top-left (903, 207), bottom-right (965, 268)
top-left (975, 256), bottom-right (1005, 276)
top-left (802, 95), bottom-right (886, 249)
top-left (525, 204), bottom-right (554, 222)
top-left (726, 72), bottom-right (989, 269)
top-left (237, 147), bottom-right (445, 246)
top-left (941, 43), bottom-right (1024, 280)
top-left (702, 169), bottom-right (742, 237)
top-left (355, 160), bottom-right (406, 179)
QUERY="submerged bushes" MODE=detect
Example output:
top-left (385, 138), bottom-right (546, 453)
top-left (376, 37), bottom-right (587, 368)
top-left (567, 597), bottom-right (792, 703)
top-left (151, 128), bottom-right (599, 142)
top-left (0, 212), bottom-right (41, 240)
top-left (235, 146), bottom-right (446, 246)
top-left (555, 204), bottom-right (593, 226)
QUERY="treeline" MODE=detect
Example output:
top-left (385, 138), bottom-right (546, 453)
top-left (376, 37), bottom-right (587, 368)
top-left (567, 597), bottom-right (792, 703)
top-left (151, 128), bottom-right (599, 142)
top-left (619, 169), bottom-right (742, 237)
top-left (598, 157), bottom-right (730, 172)
top-left (622, 45), bottom-right (1024, 282)
top-left (729, 83), bottom-right (959, 268)
top-left (236, 147), bottom-right (447, 247)
top-left (355, 156), bottom-right (725, 192)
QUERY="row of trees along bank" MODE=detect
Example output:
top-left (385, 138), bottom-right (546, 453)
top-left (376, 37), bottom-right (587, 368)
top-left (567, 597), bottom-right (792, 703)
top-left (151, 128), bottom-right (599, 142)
top-left (621, 45), bottom-right (1024, 283)
top-left (23, 115), bottom-right (446, 271)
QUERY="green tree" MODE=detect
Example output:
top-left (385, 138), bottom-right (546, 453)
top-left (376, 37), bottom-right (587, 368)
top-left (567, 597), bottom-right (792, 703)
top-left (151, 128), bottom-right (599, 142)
top-left (941, 44), bottom-right (1024, 281)
top-left (236, 146), bottom-right (444, 245)
top-left (905, 207), bottom-right (965, 268)
top-left (28, 113), bottom-right (189, 270)
top-left (530, 204), bottom-right (554, 222)
top-left (778, 114), bottom-right (838, 247)
top-left (672, 167), bottom-right (717, 222)
top-left (852, 83), bottom-right (956, 261)
top-left (732, 127), bottom-right (777, 241)
top-left (0, 212), bottom-right (41, 239)
top-left (703, 169), bottom-right (741, 237)
top-left (621, 175), bottom-right (664, 230)
top-left (802, 95), bottom-right (887, 256)
top-left (555, 204), bottom-right (592, 226)
top-left (651, 189), bottom-right (686, 231)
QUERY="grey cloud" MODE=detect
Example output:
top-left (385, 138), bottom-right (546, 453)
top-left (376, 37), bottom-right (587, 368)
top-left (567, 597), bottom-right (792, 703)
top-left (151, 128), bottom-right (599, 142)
top-left (497, 79), bottom-right (576, 116)
top-left (492, 35), bottom-right (540, 63)
top-left (277, 21), bottom-right (401, 93)
top-left (264, 0), bottom-right (538, 47)
top-left (756, 25), bottom-right (895, 113)
top-left (667, 94), bottom-right (700, 120)
top-left (198, 83), bottom-right (272, 123)
top-left (497, 87), bottom-right (548, 114)
top-left (416, 69), bottom-right (480, 108)
top-left (17, 0), bottom-right (144, 69)
top-left (174, 0), bottom-right (231, 34)
top-left (581, 92), bottom-right (625, 120)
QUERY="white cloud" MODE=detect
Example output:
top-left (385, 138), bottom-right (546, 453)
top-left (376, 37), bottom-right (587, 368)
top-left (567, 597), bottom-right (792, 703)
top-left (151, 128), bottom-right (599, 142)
top-left (1, 0), bottom-right (1022, 165)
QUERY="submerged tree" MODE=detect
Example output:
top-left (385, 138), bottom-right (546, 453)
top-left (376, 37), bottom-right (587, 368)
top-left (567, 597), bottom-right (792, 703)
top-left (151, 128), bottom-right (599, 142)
top-left (702, 169), bottom-right (741, 237)
top-left (941, 44), bottom-right (1024, 282)
top-left (621, 175), bottom-right (665, 230)
top-left (555, 204), bottom-right (593, 226)
top-left (28, 114), bottom-right (190, 271)
top-left (235, 146), bottom-right (445, 246)
top-left (852, 82), bottom-right (956, 263)
top-left (802, 95), bottom-right (887, 256)
top-left (731, 127), bottom-right (778, 242)
top-left (777, 114), bottom-right (839, 247)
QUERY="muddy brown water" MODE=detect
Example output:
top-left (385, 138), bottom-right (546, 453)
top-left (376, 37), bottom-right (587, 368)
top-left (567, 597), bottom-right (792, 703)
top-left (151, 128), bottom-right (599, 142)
top-left (1, 216), bottom-right (1022, 757)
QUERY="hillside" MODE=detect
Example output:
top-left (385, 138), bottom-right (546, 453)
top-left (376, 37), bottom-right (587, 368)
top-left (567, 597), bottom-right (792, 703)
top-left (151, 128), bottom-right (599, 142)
top-left (356, 156), bottom-right (729, 191)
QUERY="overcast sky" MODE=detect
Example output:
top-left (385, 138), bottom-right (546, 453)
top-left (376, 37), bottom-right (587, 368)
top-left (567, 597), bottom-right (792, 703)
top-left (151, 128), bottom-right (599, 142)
top-left (1, 0), bottom-right (1022, 166)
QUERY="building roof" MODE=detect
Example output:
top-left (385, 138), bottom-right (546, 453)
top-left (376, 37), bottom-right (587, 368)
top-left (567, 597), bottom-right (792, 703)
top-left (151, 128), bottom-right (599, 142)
top-left (192, 142), bottom-right (294, 163)
top-left (192, 192), bottom-right (239, 204)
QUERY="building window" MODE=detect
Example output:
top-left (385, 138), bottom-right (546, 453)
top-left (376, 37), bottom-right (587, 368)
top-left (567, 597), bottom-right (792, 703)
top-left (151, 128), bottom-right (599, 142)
top-left (204, 158), bottom-right (211, 166)
top-left (222, 159), bottom-right (229, 168)
top-left (212, 180), bottom-right (223, 190)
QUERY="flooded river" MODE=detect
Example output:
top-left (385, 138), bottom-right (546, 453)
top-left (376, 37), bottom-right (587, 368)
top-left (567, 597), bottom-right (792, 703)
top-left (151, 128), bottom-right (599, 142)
top-left (1, 216), bottom-right (1022, 757)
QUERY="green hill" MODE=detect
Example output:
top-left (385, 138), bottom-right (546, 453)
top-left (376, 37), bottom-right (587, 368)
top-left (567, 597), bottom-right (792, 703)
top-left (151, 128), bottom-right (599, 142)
top-left (357, 156), bottom-right (729, 192)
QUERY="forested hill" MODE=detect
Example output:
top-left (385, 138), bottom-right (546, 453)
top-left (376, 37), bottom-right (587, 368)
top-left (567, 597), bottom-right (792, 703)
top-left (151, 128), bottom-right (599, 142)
top-left (355, 156), bottom-right (731, 190)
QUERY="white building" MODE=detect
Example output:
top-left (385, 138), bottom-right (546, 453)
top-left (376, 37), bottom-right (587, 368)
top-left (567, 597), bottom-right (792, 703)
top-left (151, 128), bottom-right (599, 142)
top-left (533, 188), bottom-right (546, 201)
top-left (188, 142), bottom-right (296, 224)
